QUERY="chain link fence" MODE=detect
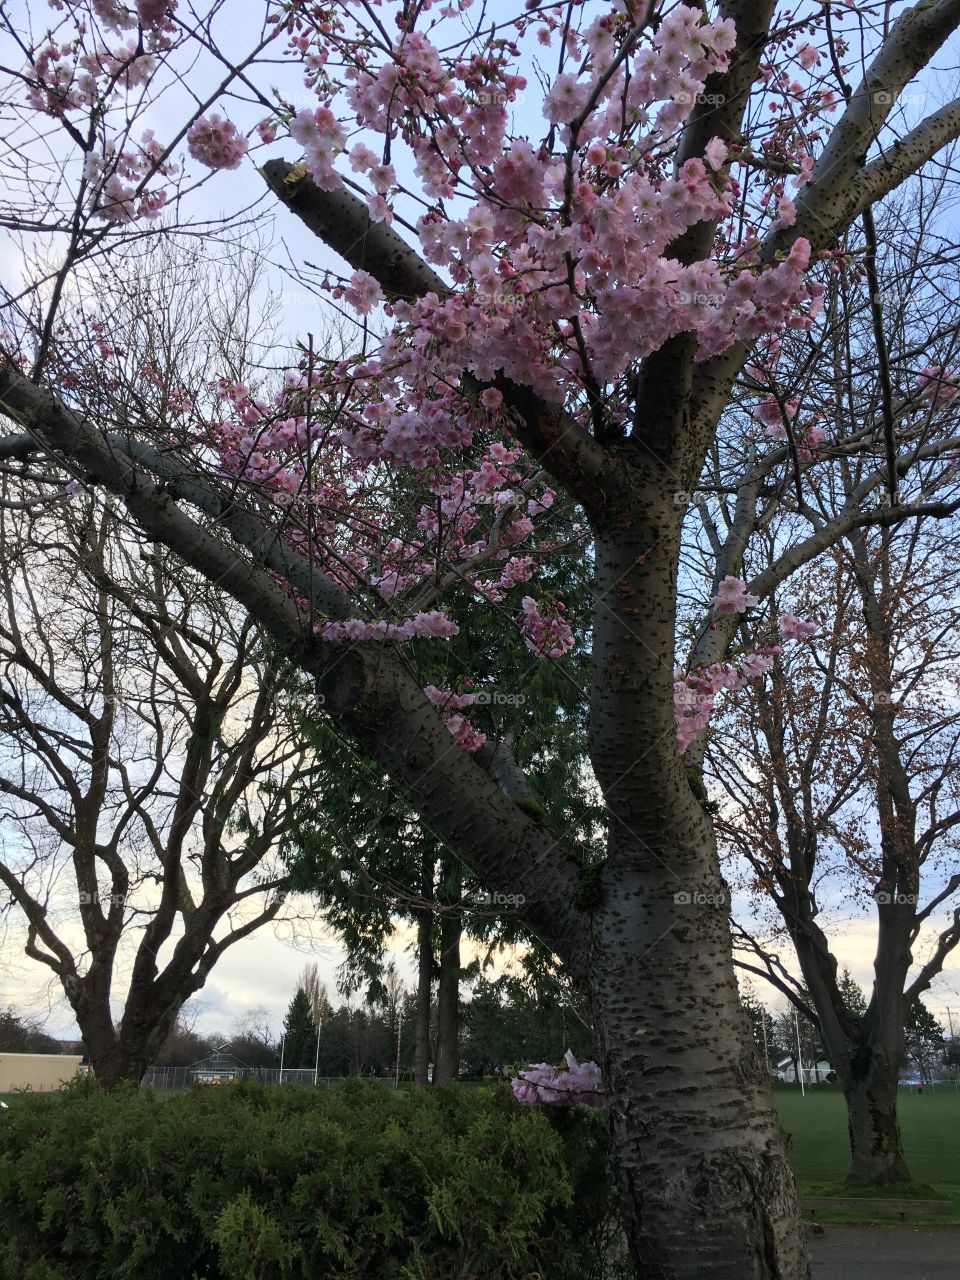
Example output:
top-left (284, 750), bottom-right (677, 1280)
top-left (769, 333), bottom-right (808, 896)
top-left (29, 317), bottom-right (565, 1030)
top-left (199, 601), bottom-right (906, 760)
top-left (141, 1066), bottom-right (401, 1090)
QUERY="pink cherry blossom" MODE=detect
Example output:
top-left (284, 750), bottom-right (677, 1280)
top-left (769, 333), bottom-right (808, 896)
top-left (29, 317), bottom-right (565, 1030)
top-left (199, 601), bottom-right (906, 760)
top-left (778, 612), bottom-right (819, 640)
top-left (186, 114), bottom-right (247, 170)
top-left (712, 576), bottom-right (760, 614)
top-left (704, 137), bottom-right (728, 171)
top-left (518, 596), bottom-right (574, 658)
top-left (511, 1051), bottom-right (605, 1108)
top-left (543, 73), bottom-right (589, 125)
top-left (480, 387), bottom-right (504, 412)
top-left (917, 365), bottom-right (960, 406)
top-left (342, 270), bottom-right (384, 316)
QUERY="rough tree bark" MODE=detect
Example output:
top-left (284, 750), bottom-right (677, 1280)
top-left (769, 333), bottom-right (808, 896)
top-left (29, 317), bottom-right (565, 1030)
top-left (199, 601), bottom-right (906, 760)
top-left (844, 1066), bottom-right (911, 1184)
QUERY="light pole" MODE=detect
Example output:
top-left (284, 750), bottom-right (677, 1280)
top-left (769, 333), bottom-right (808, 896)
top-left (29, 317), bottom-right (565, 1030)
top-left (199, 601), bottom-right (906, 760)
top-left (947, 1008), bottom-right (957, 1091)
top-left (395, 1000), bottom-right (403, 1088)
top-left (761, 1013), bottom-right (770, 1081)
top-left (279, 1034), bottom-right (285, 1085)
top-left (314, 1023), bottom-right (321, 1087)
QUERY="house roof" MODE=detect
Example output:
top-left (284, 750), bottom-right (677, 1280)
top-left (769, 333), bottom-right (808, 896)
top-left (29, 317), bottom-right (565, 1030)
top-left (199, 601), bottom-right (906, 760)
top-left (188, 1045), bottom-right (247, 1071)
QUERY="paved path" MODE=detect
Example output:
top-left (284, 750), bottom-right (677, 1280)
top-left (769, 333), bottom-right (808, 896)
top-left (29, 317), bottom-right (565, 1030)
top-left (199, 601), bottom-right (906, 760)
top-left (809, 1227), bottom-right (960, 1278)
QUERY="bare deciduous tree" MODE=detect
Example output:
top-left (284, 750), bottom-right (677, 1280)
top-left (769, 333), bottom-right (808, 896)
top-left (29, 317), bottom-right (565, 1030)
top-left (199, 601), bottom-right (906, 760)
top-left (0, 492), bottom-right (311, 1087)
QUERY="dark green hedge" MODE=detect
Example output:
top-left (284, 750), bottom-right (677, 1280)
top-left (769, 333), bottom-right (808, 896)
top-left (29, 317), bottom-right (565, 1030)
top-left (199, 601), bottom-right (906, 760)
top-left (0, 1079), bottom-right (618, 1279)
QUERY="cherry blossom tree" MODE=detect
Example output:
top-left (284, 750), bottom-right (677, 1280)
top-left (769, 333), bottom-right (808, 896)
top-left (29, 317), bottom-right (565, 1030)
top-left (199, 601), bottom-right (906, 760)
top-left (4, 0), bottom-right (960, 1273)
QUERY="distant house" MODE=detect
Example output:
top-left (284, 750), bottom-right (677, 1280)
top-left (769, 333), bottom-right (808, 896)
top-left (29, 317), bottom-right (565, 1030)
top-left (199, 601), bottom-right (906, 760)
top-left (0, 1052), bottom-right (83, 1092)
top-left (189, 1045), bottom-right (247, 1085)
top-left (774, 1054), bottom-right (833, 1084)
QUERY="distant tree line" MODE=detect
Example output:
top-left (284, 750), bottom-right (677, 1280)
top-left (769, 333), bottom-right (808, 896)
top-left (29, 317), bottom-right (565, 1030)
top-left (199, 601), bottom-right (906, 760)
top-left (144, 960), bottom-right (595, 1081)
top-left (0, 1006), bottom-right (82, 1055)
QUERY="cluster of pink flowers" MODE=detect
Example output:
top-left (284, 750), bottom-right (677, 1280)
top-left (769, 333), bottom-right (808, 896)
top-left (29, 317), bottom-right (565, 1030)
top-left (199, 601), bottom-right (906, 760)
top-left (917, 365), bottom-right (960, 407)
top-left (794, 422), bottom-right (828, 462)
top-left (83, 130), bottom-right (176, 222)
top-left (674, 652), bottom-right (780, 753)
top-left (518, 596), bottom-right (574, 659)
top-left (251, 4), bottom-right (824, 451)
top-left (94, 0), bottom-right (175, 32)
top-left (186, 113), bottom-right (248, 171)
top-left (757, 398), bottom-right (829, 461)
top-left (288, 106), bottom-right (346, 191)
top-left (423, 683), bottom-right (486, 752)
top-left (26, 1), bottom-right (173, 117)
top-left (756, 397), bottom-right (798, 428)
top-left (339, 270), bottom-right (384, 316)
top-left (512, 1051), bottom-right (605, 1108)
top-left (202, 371), bottom-right (566, 644)
top-left (19, 1), bottom-right (850, 768)
top-left (442, 714), bottom-right (487, 752)
top-left (424, 685), bottom-right (474, 712)
top-left (676, 582), bottom-right (819, 750)
top-left (712, 576), bottom-right (760, 614)
top-left (778, 612), bottom-right (819, 640)
top-left (317, 611), bottom-right (459, 643)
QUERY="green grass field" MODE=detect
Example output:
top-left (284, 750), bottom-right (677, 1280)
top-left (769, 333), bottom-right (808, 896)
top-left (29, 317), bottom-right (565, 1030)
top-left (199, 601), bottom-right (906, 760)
top-left (774, 1084), bottom-right (960, 1186)
top-left (773, 1084), bottom-right (960, 1222)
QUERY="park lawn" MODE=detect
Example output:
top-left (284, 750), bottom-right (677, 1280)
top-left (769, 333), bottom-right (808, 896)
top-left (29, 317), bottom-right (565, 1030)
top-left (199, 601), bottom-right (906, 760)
top-left (774, 1084), bottom-right (960, 1223)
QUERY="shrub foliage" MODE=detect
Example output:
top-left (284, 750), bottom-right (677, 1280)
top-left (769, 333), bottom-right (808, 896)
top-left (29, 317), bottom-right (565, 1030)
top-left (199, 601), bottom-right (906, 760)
top-left (0, 1079), bottom-right (615, 1279)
